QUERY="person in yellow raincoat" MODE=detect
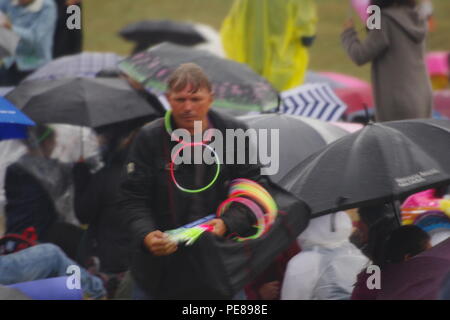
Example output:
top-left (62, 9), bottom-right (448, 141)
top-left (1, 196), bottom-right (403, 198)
top-left (221, 0), bottom-right (318, 92)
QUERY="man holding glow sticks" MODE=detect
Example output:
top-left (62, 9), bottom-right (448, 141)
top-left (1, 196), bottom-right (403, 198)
top-left (119, 63), bottom-right (281, 299)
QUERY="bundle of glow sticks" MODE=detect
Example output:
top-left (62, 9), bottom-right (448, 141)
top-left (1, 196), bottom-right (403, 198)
top-left (165, 179), bottom-right (278, 245)
top-left (165, 214), bottom-right (215, 246)
top-left (217, 178), bottom-right (278, 242)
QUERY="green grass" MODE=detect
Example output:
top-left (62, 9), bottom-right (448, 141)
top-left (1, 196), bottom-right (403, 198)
top-left (83, 0), bottom-right (450, 82)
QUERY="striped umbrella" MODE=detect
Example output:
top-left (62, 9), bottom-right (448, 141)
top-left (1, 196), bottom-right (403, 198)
top-left (279, 83), bottom-right (347, 122)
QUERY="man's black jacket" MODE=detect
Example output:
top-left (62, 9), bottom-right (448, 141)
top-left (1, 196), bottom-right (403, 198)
top-left (119, 110), bottom-right (281, 298)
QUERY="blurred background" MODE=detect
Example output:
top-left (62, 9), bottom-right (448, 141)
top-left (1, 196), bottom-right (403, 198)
top-left (83, 0), bottom-right (450, 81)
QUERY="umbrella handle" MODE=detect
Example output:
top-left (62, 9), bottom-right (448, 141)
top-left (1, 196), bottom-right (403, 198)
top-left (274, 93), bottom-right (282, 114)
top-left (392, 200), bottom-right (403, 227)
top-left (363, 104), bottom-right (373, 125)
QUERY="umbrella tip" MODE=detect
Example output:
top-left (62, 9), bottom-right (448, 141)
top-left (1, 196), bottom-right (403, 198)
top-left (363, 104), bottom-right (372, 126)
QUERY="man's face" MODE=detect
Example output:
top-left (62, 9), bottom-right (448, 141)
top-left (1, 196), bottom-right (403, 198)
top-left (167, 84), bottom-right (213, 133)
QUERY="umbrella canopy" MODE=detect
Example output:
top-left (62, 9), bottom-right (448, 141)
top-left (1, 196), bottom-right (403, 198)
top-left (305, 71), bottom-right (374, 122)
top-left (6, 77), bottom-right (160, 128)
top-left (0, 27), bottom-right (19, 58)
top-left (119, 19), bottom-right (206, 54)
top-left (23, 52), bottom-right (124, 83)
top-left (378, 237), bottom-right (450, 300)
top-left (118, 43), bottom-right (279, 116)
top-left (0, 97), bottom-right (35, 140)
top-left (280, 119), bottom-right (450, 217)
top-left (279, 83), bottom-right (348, 122)
top-left (239, 113), bottom-right (348, 183)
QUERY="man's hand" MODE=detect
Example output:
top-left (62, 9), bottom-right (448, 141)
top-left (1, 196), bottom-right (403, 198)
top-left (143, 230), bottom-right (178, 256)
top-left (205, 218), bottom-right (227, 237)
top-left (258, 281), bottom-right (281, 300)
top-left (343, 19), bottom-right (354, 31)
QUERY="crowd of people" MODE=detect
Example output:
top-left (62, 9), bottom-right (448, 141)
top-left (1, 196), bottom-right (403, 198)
top-left (0, 0), bottom-right (449, 300)
top-left (0, 0), bottom-right (82, 86)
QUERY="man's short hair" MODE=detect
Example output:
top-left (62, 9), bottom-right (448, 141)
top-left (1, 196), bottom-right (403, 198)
top-left (167, 63), bottom-right (212, 93)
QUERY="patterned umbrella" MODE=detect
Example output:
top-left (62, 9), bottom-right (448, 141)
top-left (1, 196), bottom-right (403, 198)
top-left (119, 43), bottom-right (279, 116)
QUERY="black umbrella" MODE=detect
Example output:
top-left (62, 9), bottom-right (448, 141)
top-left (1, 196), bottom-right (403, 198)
top-left (280, 119), bottom-right (450, 218)
top-left (5, 77), bottom-right (161, 128)
top-left (119, 20), bottom-right (206, 54)
top-left (238, 113), bottom-right (348, 183)
top-left (118, 43), bottom-right (279, 116)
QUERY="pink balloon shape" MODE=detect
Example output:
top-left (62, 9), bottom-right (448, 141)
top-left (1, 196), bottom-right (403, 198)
top-left (351, 0), bottom-right (370, 22)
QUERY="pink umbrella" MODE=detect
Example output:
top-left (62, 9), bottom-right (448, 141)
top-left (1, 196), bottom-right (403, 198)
top-left (316, 72), bottom-right (373, 121)
top-left (426, 52), bottom-right (449, 76)
top-left (334, 86), bottom-right (374, 118)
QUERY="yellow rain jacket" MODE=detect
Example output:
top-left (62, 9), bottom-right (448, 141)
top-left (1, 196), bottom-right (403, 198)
top-left (221, 0), bottom-right (317, 92)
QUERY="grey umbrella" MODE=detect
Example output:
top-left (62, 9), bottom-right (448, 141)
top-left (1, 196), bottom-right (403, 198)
top-left (239, 113), bottom-right (348, 183)
top-left (6, 77), bottom-right (160, 128)
top-left (23, 52), bottom-right (124, 83)
top-left (280, 119), bottom-right (450, 218)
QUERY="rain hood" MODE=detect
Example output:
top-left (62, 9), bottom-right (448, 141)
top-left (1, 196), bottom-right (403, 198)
top-left (297, 211), bottom-right (353, 250)
top-left (383, 6), bottom-right (427, 43)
